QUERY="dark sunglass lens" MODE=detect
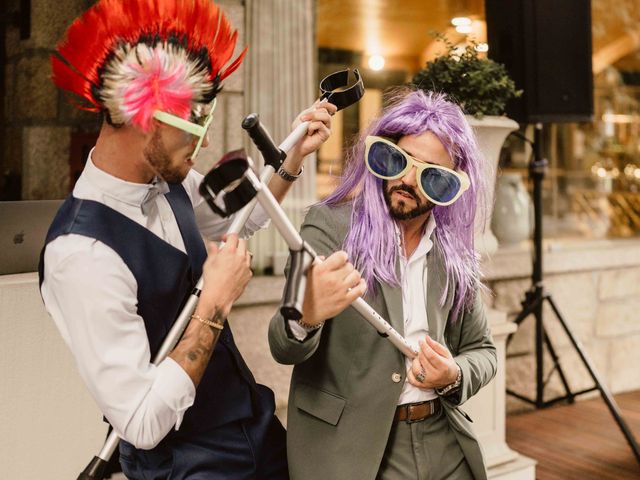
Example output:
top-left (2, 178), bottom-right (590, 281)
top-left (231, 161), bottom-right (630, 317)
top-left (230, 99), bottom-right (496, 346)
top-left (421, 169), bottom-right (461, 203)
top-left (368, 142), bottom-right (407, 177)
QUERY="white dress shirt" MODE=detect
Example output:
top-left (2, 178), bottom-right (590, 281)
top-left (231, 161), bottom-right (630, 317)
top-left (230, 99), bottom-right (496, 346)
top-left (396, 215), bottom-right (439, 405)
top-left (41, 153), bottom-right (269, 449)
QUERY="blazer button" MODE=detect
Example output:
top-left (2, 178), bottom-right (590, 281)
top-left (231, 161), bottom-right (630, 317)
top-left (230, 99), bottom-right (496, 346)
top-left (391, 372), bottom-right (402, 383)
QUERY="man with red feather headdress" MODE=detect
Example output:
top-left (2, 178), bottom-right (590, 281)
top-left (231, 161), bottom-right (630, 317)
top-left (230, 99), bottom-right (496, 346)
top-left (38, 0), bottom-right (338, 477)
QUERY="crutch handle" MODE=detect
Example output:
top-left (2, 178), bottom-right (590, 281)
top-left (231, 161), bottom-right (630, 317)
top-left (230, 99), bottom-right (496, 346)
top-left (242, 114), bottom-right (286, 169)
top-left (281, 243), bottom-right (316, 320)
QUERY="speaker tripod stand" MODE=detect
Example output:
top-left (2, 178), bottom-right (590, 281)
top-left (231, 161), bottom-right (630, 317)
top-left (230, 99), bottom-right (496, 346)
top-left (505, 124), bottom-right (640, 465)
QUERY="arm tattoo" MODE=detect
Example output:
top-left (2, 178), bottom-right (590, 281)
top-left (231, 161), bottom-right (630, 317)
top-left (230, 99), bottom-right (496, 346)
top-left (169, 307), bottom-right (226, 386)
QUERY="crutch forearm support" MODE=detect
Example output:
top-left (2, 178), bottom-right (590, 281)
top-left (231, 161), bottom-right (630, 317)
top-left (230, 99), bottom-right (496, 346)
top-left (199, 154), bottom-right (259, 217)
top-left (319, 68), bottom-right (364, 109)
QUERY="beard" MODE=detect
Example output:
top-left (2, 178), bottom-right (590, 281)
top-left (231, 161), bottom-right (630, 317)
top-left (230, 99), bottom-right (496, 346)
top-left (383, 182), bottom-right (435, 220)
top-left (143, 129), bottom-right (189, 184)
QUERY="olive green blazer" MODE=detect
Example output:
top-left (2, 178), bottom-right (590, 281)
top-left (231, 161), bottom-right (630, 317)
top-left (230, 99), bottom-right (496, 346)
top-left (268, 202), bottom-right (497, 480)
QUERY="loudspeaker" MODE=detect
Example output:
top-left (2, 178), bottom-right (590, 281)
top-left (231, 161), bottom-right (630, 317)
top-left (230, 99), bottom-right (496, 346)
top-left (485, 0), bottom-right (594, 124)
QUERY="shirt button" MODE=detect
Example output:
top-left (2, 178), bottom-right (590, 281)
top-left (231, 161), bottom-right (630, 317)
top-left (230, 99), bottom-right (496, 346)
top-left (391, 372), bottom-right (402, 383)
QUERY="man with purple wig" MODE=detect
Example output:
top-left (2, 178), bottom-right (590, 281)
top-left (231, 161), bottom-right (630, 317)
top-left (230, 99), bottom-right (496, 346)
top-left (269, 88), bottom-right (497, 480)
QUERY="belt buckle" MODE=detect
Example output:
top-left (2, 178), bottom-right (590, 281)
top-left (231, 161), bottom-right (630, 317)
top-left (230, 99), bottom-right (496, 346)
top-left (405, 402), bottom-right (423, 424)
top-left (405, 400), bottom-right (434, 424)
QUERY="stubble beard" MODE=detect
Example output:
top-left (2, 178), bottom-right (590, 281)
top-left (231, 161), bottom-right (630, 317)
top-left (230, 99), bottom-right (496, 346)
top-left (383, 182), bottom-right (435, 221)
top-left (143, 129), bottom-right (189, 184)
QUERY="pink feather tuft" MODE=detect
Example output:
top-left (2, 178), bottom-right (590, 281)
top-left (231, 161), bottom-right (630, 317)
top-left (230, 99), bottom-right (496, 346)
top-left (121, 49), bottom-right (193, 131)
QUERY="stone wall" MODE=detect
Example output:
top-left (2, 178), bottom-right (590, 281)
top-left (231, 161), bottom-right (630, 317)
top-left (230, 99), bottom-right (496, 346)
top-left (1, 0), bottom-right (245, 200)
top-left (2, 0), bottom-right (100, 200)
top-left (484, 240), bottom-right (640, 413)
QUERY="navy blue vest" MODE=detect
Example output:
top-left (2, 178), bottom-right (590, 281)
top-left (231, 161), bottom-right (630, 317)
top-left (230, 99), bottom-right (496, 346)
top-left (39, 184), bottom-right (258, 440)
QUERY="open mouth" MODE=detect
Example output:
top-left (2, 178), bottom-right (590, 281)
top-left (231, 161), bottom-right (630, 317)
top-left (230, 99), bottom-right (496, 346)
top-left (393, 190), bottom-right (415, 201)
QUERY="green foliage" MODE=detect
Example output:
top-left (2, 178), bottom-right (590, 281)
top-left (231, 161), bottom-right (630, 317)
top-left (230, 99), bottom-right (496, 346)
top-left (411, 34), bottom-right (522, 118)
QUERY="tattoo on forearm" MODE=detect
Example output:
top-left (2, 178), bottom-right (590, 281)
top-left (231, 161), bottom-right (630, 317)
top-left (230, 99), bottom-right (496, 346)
top-left (169, 307), bottom-right (226, 385)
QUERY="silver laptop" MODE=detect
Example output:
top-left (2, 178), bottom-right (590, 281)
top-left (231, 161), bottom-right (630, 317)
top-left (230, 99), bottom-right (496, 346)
top-left (0, 200), bottom-right (64, 275)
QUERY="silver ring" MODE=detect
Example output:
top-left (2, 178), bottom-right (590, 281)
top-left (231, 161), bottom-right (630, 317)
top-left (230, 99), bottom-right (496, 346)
top-left (415, 369), bottom-right (426, 383)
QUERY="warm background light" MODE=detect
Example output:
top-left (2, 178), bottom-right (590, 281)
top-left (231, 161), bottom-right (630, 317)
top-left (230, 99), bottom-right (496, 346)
top-left (368, 54), bottom-right (385, 71)
top-left (451, 16), bottom-right (472, 27)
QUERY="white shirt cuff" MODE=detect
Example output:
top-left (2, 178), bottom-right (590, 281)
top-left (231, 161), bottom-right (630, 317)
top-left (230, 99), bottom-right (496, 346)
top-left (288, 320), bottom-right (311, 341)
top-left (242, 202), bottom-right (271, 236)
top-left (153, 358), bottom-right (196, 430)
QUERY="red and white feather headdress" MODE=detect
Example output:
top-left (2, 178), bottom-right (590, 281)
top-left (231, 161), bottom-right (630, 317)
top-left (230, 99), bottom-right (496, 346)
top-left (52, 0), bottom-right (245, 131)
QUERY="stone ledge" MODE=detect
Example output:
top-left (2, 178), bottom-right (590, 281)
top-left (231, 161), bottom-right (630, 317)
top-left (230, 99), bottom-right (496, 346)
top-left (483, 238), bottom-right (640, 281)
top-left (0, 272), bottom-right (287, 305)
top-left (0, 272), bottom-right (38, 287)
top-left (488, 453), bottom-right (536, 480)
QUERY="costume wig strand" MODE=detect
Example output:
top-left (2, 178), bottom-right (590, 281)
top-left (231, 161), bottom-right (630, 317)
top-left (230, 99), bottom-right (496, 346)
top-left (323, 89), bottom-right (489, 320)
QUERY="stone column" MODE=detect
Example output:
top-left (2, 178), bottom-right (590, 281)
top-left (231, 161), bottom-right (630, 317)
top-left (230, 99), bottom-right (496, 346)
top-left (464, 308), bottom-right (537, 479)
top-left (193, 0), bottom-right (247, 175)
top-left (244, 0), bottom-right (316, 273)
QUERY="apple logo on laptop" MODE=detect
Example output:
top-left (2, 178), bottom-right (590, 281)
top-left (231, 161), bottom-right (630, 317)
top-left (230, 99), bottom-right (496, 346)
top-left (13, 231), bottom-right (25, 245)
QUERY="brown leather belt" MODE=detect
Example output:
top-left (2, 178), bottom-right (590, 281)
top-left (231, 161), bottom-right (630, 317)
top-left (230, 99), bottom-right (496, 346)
top-left (394, 399), bottom-right (441, 423)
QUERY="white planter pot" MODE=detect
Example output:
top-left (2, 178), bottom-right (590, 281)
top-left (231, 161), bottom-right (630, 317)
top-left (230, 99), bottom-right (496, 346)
top-left (466, 115), bottom-right (519, 257)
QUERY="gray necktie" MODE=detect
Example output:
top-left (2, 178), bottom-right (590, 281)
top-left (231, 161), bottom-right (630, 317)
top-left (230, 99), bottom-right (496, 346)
top-left (140, 180), bottom-right (170, 216)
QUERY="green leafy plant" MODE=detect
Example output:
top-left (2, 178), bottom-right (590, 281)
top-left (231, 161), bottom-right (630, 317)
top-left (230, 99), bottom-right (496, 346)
top-left (411, 34), bottom-right (521, 118)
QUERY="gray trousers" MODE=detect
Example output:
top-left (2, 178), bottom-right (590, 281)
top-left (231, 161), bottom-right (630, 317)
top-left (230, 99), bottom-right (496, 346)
top-left (377, 408), bottom-right (473, 480)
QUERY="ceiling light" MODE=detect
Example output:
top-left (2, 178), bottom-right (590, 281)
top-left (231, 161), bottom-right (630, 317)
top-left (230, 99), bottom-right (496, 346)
top-left (475, 43), bottom-right (489, 53)
top-left (602, 113), bottom-right (636, 124)
top-left (451, 17), bottom-right (472, 27)
top-left (368, 54), bottom-right (385, 71)
top-left (455, 24), bottom-right (473, 34)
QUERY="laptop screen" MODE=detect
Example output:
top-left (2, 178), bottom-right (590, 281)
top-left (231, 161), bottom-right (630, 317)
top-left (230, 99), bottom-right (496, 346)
top-left (0, 200), bottom-right (64, 275)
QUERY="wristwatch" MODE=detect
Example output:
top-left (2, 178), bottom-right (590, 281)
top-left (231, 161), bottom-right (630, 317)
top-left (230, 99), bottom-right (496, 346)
top-left (283, 315), bottom-right (321, 343)
top-left (436, 365), bottom-right (462, 396)
top-left (277, 165), bottom-right (303, 182)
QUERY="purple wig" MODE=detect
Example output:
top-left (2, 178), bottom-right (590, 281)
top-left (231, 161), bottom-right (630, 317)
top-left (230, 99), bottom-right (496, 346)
top-left (322, 88), bottom-right (488, 319)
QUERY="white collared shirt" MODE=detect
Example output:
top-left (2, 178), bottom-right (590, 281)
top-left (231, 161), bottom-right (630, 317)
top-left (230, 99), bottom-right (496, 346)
top-left (396, 215), bottom-right (439, 405)
top-left (41, 153), bottom-right (269, 449)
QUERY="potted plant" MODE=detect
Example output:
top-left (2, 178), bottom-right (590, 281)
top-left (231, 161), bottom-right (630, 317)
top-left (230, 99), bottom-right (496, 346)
top-left (412, 34), bottom-right (521, 118)
top-left (411, 34), bottom-right (523, 255)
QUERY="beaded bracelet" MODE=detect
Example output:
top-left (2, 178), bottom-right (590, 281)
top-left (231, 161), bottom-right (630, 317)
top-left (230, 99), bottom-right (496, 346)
top-left (191, 313), bottom-right (224, 330)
